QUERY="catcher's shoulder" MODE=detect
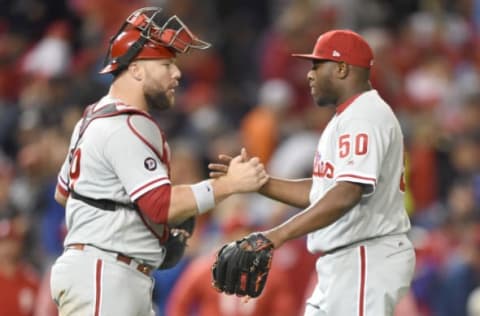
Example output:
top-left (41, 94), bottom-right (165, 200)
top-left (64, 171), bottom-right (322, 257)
top-left (125, 113), bottom-right (166, 149)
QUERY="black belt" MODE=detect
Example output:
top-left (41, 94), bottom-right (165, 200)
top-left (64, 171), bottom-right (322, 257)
top-left (71, 191), bottom-right (135, 211)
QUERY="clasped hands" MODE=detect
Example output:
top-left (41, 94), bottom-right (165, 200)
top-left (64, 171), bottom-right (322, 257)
top-left (209, 148), bottom-right (269, 193)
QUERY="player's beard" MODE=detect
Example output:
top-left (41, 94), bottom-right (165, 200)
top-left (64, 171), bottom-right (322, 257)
top-left (143, 88), bottom-right (172, 111)
top-left (315, 95), bottom-right (337, 107)
top-left (314, 78), bottom-right (337, 107)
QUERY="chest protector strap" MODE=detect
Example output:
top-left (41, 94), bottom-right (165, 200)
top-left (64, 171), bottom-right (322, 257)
top-left (76, 102), bottom-right (148, 145)
top-left (68, 102), bottom-right (148, 211)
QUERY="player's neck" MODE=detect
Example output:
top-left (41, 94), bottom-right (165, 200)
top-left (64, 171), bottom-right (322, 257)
top-left (108, 77), bottom-right (148, 112)
top-left (337, 82), bottom-right (372, 106)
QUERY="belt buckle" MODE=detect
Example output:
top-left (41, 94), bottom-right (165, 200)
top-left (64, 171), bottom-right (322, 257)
top-left (138, 264), bottom-right (150, 274)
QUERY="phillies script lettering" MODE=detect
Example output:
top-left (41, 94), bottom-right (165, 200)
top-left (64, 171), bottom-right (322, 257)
top-left (313, 152), bottom-right (334, 178)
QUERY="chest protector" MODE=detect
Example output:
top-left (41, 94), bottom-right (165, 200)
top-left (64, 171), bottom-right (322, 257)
top-left (67, 102), bottom-right (150, 210)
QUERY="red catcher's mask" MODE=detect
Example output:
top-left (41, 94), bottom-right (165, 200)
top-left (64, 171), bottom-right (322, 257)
top-left (100, 7), bottom-right (211, 74)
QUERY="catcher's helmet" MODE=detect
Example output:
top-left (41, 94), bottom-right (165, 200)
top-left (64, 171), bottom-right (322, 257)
top-left (100, 7), bottom-right (211, 74)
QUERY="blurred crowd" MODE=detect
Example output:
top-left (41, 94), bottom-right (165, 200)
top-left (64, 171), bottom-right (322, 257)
top-left (0, 0), bottom-right (480, 315)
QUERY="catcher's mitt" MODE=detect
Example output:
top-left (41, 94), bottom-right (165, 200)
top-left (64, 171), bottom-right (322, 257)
top-left (211, 233), bottom-right (274, 297)
top-left (158, 216), bottom-right (195, 270)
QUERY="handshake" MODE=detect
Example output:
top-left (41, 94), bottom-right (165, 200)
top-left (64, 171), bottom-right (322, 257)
top-left (207, 148), bottom-right (268, 194)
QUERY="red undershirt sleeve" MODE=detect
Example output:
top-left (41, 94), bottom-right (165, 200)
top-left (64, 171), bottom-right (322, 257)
top-left (56, 183), bottom-right (69, 198)
top-left (136, 184), bottom-right (171, 224)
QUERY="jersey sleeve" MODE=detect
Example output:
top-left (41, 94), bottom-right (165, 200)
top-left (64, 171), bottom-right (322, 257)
top-left (333, 119), bottom-right (387, 195)
top-left (56, 121), bottom-right (82, 197)
top-left (56, 156), bottom-right (70, 198)
top-left (136, 184), bottom-right (171, 224)
top-left (104, 114), bottom-right (171, 201)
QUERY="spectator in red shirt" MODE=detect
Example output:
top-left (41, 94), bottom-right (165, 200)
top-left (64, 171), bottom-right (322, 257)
top-left (167, 196), bottom-right (297, 316)
top-left (0, 211), bottom-right (39, 316)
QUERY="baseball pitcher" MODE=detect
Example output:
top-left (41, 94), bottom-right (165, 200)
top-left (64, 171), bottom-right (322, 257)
top-left (210, 30), bottom-right (416, 316)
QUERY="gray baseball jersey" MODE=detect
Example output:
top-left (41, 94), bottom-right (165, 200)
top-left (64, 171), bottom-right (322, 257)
top-left (57, 95), bottom-right (170, 267)
top-left (307, 89), bottom-right (411, 253)
top-left (303, 90), bottom-right (415, 316)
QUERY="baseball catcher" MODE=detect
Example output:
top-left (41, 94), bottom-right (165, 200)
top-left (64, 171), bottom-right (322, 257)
top-left (211, 233), bottom-right (274, 298)
top-left (50, 5), bottom-right (269, 315)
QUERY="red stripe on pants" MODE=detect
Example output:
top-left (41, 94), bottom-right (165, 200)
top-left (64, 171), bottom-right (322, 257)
top-left (358, 246), bottom-right (366, 316)
top-left (95, 259), bottom-right (103, 316)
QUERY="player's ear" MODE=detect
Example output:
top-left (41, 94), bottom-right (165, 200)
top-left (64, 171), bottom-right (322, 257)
top-left (128, 61), bottom-right (144, 81)
top-left (336, 62), bottom-right (349, 79)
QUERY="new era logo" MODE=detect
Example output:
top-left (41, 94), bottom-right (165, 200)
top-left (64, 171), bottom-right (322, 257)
top-left (332, 50), bottom-right (341, 57)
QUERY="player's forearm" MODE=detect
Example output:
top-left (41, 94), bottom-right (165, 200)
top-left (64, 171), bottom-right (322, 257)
top-left (264, 181), bottom-right (363, 248)
top-left (54, 187), bottom-right (67, 207)
top-left (259, 177), bottom-right (312, 209)
top-left (168, 178), bottom-right (236, 224)
top-left (168, 185), bottom-right (202, 224)
top-left (168, 156), bottom-right (267, 224)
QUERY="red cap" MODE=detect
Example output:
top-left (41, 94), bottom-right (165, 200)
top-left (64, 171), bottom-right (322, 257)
top-left (292, 29), bottom-right (374, 68)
